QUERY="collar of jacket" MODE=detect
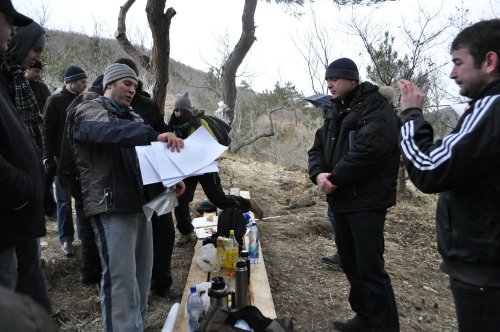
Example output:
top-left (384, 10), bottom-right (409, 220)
top-left (468, 79), bottom-right (500, 111)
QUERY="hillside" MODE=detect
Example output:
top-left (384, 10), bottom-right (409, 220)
top-left (42, 155), bottom-right (458, 331)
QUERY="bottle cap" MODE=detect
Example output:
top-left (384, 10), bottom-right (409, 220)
top-left (240, 250), bottom-right (249, 258)
top-left (190, 286), bottom-right (197, 293)
top-left (211, 276), bottom-right (226, 290)
top-left (230, 229), bottom-right (235, 235)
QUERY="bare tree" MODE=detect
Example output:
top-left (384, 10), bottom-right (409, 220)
top-left (293, 4), bottom-right (333, 94)
top-left (115, 0), bottom-right (175, 114)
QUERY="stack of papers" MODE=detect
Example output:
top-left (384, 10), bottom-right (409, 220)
top-left (135, 126), bottom-right (228, 187)
top-left (192, 216), bottom-right (218, 239)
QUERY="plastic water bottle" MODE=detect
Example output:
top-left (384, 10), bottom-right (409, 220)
top-left (248, 222), bottom-right (259, 264)
top-left (187, 286), bottom-right (203, 332)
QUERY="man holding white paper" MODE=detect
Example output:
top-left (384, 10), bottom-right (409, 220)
top-left (71, 63), bottom-right (185, 331)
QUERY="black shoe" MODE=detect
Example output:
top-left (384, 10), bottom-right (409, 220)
top-left (175, 233), bottom-right (196, 247)
top-left (249, 199), bottom-right (264, 220)
top-left (80, 274), bottom-right (101, 285)
top-left (333, 316), bottom-right (373, 332)
top-left (321, 253), bottom-right (341, 267)
top-left (152, 286), bottom-right (183, 300)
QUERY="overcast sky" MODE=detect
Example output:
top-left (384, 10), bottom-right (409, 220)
top-left (13, 0), bottom-right (500, 99)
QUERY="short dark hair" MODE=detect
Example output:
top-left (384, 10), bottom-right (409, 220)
top-left (114, 57), bottom-right (139, 76)
top-left (451, 19), bottom-right (500, 74)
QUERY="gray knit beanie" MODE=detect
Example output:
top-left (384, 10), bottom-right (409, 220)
top-left (102, 63), bottom-right (138, 89)
top-left (173, 91), bottom-right (192, 112)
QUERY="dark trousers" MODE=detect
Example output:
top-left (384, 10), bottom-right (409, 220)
top-left (43, 175), bottom-right (56, 216)
top-left (174, 172), bottom-right (251, 235)
top-left (15, 238), bottom-right (52, 313)
top-left (63, 176), bottom-right (101, 279)
top-left (450, 277), bottom-right (500, 332)
top-left (151, 212), bottom-right (175, 291)
top-left (334, 208), bottom-right (399, 332)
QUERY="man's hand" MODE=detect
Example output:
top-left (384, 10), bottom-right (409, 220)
top-left (316, 172), bottom-right (337, 194)
top-left (43, 158), bottom-right (58, 179)
top-left (170, 181), bottom-right (186, 198)
top-left (397, 79), bottom-right (425, 111)
top-left (157, 132), bottom-right (184, 152)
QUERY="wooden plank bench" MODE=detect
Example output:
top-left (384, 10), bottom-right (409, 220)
top-left (173, 189), bottom-right (276, 331)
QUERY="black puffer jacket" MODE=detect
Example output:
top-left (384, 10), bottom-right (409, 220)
top-left (308, 82), bottom-right (400, 213)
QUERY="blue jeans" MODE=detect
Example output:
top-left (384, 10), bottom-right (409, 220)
top-left (450, 277), bottom-right (500, 332)
top-left (327, 206), bottom-right (339, 256)
top-left (334, 209), bottom-right (399, 331)
top-left (0, 240), bottom-right (51, 313)
top-left (91, 212), bottom-right (153, 332)
top-left (55, 175), bottom-right (83, 243)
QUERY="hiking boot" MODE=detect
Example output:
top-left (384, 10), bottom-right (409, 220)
top-left (333, 315), bottom-right (373, 332)
top-left (175, 232), bottom-right (195, 247)
top-left (249, 199), bottom-right (264, 220)
top-left (61, 241), bottom-right (74, 257)
top-left (321, 253), bottom-right (341, 267)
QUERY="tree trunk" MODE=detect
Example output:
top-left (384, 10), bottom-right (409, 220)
top-left (221, 0), bottom-right (257, 126)
top-left (146, 0), bottom-right (175, 114)
top-left (115, 0), bottom-right (175, 115)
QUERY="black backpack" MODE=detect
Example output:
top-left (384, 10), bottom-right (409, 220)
top-left (199, 305), bottom-right (293, 332)
top-left (198, 113), bottom-right (232, 146)
top-left (216, 207), bottom-right (247, 248)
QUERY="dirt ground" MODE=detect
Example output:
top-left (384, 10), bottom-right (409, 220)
top-left (42, 154), bottom-right (459, 331)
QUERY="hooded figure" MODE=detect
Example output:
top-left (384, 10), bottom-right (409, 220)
top-left (168, 91), bottom-right (200, 138)
top-left (0, 21), bottom-right (46, 152)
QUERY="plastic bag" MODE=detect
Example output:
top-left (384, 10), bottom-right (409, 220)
top-left (142, 188), bottom-right (178, 222)
top-left (196, 243), bottom-right (219, 272)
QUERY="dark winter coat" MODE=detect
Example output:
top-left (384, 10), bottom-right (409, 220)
top-left (42, 87), bottom-right (79, 159)
top-left (0, 85), bottom-right (45, 248)
top-left (28, 79), bottom-right (50, 113)
top-left (400, 80), bottom-right (500, 286)
top-left (308, 82), bottom-right (400, 213)
top-left (72, 96), bottom-right (160, 216)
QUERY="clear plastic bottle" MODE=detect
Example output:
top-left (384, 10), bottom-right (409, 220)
top-left (187, 286), bottom-right (203, 332)
top-left (248, 222), bottom-right (259, 264)
top-left (224, 230), bottom-right (239, 276)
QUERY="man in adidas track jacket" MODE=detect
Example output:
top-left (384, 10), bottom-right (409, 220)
top-left (398, 19), bottom-right (500, 332)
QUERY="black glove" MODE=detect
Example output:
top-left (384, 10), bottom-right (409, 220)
top-left (44, 158), bottom-right (58, 179)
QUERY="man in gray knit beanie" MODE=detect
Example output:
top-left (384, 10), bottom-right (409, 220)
top-left (70, 62), bottom-right (185, 330)
top-left (102, 63), bottom-right (138, 90)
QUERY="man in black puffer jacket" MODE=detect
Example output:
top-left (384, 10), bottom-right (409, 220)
top-left (308, 58), bottom-right (400, 332)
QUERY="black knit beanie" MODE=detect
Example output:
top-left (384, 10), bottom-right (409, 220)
top-left (325, 57), bottom-right (359, 81)
top-left (64, 65), bottom-right (87, 84)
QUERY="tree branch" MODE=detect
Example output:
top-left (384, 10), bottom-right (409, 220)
top-left (115, 0), bottom-right (150, 70)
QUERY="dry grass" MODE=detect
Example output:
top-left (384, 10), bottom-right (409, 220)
top-left (42, 156), bottom-right (458, 331)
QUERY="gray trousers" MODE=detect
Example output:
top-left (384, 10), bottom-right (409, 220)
top-left (91, 212), bottom-right (153, 332)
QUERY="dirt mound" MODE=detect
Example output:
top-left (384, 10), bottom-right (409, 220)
top-left (43, 155), bottom-right (458, 331)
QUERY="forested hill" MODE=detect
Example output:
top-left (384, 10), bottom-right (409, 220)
top-left (40, 29), bottom-right (206, 97)
top-left (38, 29), bottom-right (322, 170)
